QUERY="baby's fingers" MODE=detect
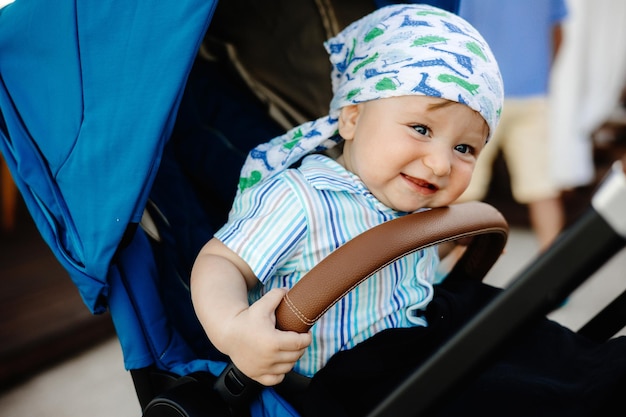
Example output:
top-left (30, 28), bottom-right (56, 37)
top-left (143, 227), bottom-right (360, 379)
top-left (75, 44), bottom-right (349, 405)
top-left (256, 343), bottom-right (309, 386)
top-left (250, 288), bottom-right (288, 320)
top-left (278, 329), bottom-right (312, 352)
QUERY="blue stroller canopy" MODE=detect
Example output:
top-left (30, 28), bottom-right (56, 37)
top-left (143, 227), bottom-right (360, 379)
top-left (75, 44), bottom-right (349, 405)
top-left (0, 0), bottom-right (217, 313)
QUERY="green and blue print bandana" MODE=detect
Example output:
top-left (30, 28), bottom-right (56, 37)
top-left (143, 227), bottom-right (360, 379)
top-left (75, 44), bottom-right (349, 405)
top-left (238, 3), bottom-right (503, 193)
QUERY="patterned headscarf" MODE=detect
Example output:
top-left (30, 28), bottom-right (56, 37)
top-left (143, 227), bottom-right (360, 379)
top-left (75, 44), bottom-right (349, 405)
top-left (238, 3), bottom-right (503, 192)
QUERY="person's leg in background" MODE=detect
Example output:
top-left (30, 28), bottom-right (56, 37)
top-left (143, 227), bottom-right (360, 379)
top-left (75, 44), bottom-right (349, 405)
top-left (527, 196), bottom-right (564, 250)
top-left (503, 98), bottom-right (565, 251)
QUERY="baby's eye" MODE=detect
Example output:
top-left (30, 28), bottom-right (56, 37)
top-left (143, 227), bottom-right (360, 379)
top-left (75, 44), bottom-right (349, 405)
top-left (454, 144), bottom-right (475, 155)
top-left (412, 124), bottom-right (430, 136)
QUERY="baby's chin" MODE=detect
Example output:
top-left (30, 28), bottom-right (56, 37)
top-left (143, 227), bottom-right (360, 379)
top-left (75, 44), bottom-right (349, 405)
top-left (387, 200), bottom-right (431, 213)
top-left (418, 198), bottom-right (458, 212)
top-left (375, 190), bottom-right (456, 213)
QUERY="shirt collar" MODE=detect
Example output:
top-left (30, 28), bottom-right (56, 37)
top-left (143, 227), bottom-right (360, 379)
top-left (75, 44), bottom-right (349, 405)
top-left (298, 154), bottom-right (403, 215)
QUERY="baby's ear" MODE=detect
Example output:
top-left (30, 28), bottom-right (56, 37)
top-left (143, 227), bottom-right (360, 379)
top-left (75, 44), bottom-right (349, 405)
top-left (338, 104), bottom-right (360, 140)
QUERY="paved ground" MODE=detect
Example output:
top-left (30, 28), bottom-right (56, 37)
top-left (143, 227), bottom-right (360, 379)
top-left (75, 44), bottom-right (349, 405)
top-left (1, 226), bottom-right (625, 416)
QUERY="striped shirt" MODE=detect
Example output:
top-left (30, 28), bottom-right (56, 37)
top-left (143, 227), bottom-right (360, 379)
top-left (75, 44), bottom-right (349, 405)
top-left (216, 154), bottom-right (438, 376)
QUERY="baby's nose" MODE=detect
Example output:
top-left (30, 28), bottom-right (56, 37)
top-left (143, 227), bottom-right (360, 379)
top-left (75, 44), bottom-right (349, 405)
top-left (424, 148), bottom-right (452, 177)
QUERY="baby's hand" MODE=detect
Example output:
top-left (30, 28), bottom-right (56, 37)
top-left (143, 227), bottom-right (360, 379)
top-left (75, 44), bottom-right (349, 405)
top-left (225, 288), bottom-right (312, 386)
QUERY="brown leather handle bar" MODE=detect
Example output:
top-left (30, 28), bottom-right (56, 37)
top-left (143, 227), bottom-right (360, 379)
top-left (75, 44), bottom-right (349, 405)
top-left (275, 201), bottom-right (509, 333)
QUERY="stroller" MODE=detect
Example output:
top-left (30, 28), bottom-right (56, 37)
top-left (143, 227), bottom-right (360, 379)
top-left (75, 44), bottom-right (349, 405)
top-left (2, 1), bottom-right (626, 416)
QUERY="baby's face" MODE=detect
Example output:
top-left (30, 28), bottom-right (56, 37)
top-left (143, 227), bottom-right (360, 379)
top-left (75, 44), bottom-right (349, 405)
top-left (337, 95), bottom-right (489, 212)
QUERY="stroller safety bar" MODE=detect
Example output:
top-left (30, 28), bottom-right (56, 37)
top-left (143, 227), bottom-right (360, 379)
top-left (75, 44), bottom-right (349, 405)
top-left (275, 201), bottom-right (509, 333)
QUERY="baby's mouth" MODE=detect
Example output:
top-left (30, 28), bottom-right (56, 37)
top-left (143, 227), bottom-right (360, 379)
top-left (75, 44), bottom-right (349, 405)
top-left (402, 174), bottom-right (439, 192)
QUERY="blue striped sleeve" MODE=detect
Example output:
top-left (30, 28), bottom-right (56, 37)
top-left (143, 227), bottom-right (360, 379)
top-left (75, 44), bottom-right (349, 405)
top-left (215, 176), bottom-right (307, 283)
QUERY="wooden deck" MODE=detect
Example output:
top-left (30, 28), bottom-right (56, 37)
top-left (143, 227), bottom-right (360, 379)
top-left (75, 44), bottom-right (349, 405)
top-left (0, 198), bottom-right (114, 390)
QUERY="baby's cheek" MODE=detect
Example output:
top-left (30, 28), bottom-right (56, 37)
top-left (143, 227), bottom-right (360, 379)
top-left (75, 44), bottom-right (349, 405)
top-left (450, 171), bottom-right (474, 200)
top-left (462, 174), bottom-right (473, 190)
top-left (458, 167), bottom-right (474, 189)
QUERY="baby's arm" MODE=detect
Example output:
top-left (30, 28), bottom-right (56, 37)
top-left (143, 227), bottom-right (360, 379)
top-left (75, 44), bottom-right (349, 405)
top-left (190, 238), bottom-right (312, 386)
